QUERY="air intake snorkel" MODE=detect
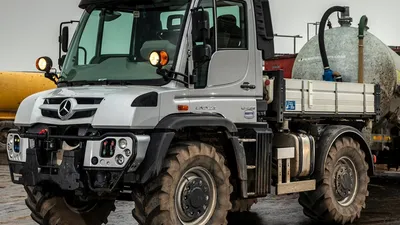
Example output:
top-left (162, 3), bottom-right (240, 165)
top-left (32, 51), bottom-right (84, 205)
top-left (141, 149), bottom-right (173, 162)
top-left (319, 6), bottom-right (352, 82)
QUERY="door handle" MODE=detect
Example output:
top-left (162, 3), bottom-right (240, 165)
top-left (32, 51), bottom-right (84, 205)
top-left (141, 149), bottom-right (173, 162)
top-left (241, 82), bottom-right (256, 90)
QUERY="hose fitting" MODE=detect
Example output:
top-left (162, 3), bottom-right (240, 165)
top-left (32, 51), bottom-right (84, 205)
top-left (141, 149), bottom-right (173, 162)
top-left (319, 6), bottom-right (350, 81)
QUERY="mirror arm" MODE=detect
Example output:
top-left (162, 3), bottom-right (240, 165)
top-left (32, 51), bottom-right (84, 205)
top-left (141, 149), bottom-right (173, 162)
top-left (156, 68), bottom-right (188, 86)
top-left (44, 70), bottom-right (59, 85)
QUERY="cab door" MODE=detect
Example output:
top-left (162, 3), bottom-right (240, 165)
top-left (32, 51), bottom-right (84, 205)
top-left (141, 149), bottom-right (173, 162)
top-left (188, 0), bottom-right (258, 123)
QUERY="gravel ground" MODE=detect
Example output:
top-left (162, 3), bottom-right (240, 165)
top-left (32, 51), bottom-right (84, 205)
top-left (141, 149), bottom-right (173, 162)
top-left (1, 165), bottom-right (400, 225)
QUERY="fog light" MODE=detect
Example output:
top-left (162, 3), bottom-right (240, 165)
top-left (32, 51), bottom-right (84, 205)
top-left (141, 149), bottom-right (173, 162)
top-left (119, 138), bottom-right (128, 149)
top-left (124, 149), bottom-right (131, 157)
top-left (115, 154), bottom-right (125, 165)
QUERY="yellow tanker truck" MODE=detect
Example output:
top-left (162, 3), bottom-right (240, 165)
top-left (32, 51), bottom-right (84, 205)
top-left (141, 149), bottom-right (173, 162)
top-left (0, 71), bottom-right (55, 163)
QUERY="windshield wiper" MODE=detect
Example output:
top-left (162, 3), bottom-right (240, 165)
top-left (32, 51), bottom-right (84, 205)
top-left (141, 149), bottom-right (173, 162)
top-left (156, 68), bottom-right (188, 86)
top-left (57, 79), bottom-right (136, 87)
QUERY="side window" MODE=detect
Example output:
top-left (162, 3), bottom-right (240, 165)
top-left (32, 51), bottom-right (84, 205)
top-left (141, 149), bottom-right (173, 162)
top-left (216, 1), bottom-right (247, 49)
top-left (101, 12), bottom-right (134, 54)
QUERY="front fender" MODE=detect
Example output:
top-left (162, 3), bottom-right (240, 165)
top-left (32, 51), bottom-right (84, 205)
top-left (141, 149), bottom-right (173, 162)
top-left (137, 113), bottom-right (242, 184)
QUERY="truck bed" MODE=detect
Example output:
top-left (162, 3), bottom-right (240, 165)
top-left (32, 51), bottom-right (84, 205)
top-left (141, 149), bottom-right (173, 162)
top-left (267, 76), bottom-right (379, 120)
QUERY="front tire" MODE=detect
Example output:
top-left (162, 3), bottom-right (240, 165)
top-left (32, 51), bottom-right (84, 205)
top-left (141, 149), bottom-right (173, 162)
top-left (0, 121), bottom-right (14, 151)
top-left (25, 186), bottom-right (116, 225)
top-left (132, 142), bottom-right (232, 225)
top-left (299, 137), bottom-right (370, 224)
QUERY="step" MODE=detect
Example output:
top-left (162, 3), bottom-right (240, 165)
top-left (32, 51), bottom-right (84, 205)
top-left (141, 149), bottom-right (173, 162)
top-left (247, 165), bottom-right (256, 169)
top-left (238, 138), bottom-right (257, 143)
top-left (276, 180), bottom-right (316, 195)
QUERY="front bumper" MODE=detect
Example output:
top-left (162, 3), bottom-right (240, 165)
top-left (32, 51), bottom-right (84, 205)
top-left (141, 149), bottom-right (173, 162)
top-left (7, 130), bottom-right (150, 191)
top-left (9, 148), bottom-right (81, 190)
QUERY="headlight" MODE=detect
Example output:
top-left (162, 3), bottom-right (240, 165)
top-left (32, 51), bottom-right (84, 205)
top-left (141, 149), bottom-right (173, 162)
top-left (6, 134), bottom-right (26, 162)
top-left (149, 50), bottom-right (169, 68)
top-left (85, 136), bottom-right (136, 168)
top-left (119, 138), bottom-right (127, 149)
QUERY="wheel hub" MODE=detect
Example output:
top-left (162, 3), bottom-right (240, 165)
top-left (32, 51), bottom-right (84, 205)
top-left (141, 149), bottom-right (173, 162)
top-left (181, 178), bottom-right (210, 219)
top-left (333, 156), bottom-right (358, 206)
top-left (335, 165), bottom-right (354, 199)
top-left (175, 166), bottom-right (217, 225)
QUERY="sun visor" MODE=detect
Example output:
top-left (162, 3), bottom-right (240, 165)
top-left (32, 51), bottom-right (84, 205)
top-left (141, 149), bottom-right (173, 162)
top-left (79, 0), bottom-right (173, 9)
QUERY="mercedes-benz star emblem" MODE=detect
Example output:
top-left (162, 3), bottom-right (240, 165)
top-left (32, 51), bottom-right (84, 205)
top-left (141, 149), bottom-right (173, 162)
top-left (58, 98), bottom-right (77, 120)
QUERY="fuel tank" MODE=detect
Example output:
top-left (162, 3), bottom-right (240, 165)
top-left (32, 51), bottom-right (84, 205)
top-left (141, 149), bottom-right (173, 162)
top-left (292, 26), bottom-right (400, 116)
top-left (0, 72), bottom-right (55, 120)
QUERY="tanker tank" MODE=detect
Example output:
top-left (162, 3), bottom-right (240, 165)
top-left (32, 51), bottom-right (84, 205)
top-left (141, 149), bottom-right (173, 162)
top-left (292, 26), bottom-right (400, 117)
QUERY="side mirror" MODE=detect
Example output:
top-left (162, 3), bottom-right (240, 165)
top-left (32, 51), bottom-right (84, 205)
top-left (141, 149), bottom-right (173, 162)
top-left (192, 44), bottom-right (212, 63)
top-left (61, 26), bottom-right (69, 52)
top-left (191, 9), bottom-right (210, 43)
top-left (254, 0), bottom-right (275, 60)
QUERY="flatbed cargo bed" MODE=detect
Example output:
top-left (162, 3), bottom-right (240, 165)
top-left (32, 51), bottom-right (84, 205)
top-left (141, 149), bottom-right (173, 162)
top-left (267, 72), bottom-right (379, 122)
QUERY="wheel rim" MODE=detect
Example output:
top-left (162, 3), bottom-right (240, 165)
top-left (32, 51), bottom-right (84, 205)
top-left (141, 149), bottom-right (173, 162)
top-left (333, 156), bottom-right (358, 207)
top-left (175, 166), bottom-right (217, 225)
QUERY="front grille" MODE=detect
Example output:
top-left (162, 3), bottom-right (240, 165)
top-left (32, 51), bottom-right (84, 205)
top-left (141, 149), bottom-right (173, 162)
top-left (41, 97), bottom-right (103, 120)
top-left (43, 97), bottom-right (103, 105)
top-left (41, 109), bottom-right (97, 119)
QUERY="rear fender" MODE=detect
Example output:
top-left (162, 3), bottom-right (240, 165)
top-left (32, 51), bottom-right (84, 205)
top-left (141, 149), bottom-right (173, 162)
top-left (314, 125), bottom-right (374, 179)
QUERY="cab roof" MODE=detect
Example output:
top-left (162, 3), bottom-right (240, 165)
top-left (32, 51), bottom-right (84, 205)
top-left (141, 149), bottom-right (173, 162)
top-left (79, 0), bottom-right (187, 9)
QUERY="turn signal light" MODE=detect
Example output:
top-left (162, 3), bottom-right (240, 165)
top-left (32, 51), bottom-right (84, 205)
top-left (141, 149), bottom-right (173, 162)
top-left (178, 105), bottom-right (189, 111)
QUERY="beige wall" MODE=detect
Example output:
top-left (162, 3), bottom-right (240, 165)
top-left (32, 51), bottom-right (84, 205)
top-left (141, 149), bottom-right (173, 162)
top-left (0, 0), bottom-right (82, 71)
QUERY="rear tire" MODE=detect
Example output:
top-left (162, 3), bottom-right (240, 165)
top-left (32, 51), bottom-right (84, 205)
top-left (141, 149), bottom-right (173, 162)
top-left (132, 141), bottom-right (232, 225)
top-left (24, 186), bottom-right (116, 225)
top-left (298, 137), bottom-right (369, 224)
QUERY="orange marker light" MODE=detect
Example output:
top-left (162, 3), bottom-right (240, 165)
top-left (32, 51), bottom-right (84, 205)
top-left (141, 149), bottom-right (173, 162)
top-left (178, 105), bottom-right (189, 111)
top-left (159, 51), bottom-right (169, 66)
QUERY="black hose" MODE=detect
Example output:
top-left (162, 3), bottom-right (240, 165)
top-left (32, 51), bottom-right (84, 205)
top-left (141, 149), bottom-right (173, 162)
top-left (319, 6), bottom-right (346, 69)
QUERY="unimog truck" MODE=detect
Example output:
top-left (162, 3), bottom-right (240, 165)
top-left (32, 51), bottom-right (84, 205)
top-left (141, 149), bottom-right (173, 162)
top-left (7, 0), bottom-right (380, 224)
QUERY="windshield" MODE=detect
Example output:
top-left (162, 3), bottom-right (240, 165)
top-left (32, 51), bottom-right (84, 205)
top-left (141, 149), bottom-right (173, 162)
top-left (60, 1), bottom-right (189, 85)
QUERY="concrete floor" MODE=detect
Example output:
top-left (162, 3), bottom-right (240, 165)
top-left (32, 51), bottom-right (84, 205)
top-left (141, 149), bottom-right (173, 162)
top-left (1, 165), bottom-right (400, 225)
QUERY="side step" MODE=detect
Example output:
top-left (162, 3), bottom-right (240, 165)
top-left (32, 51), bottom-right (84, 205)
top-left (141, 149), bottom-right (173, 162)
top-left (275, 147), bottom-right (316, 195)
